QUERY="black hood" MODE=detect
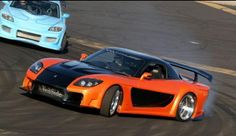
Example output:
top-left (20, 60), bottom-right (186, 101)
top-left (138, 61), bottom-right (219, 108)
top-left (36, 61), bottom-right (113, 88)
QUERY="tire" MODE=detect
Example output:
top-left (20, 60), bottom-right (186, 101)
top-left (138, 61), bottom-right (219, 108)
top-left (100, 86), bottom-right (122, 117)
top-left (176, 93), bottom-right (196, 121)
top-left (59, 33), bottom-right (68, 53)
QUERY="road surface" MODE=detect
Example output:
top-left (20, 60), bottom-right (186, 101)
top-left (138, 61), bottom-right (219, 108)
top-left (0, 1), bottom-right (235, 136)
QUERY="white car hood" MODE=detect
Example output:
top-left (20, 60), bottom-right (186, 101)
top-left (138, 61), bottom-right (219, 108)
top-left (9, 7), bottom-right (61, 27)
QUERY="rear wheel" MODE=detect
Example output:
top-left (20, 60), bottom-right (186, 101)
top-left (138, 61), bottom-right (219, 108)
top-left (176, 93), bottom-right (196, 121)
top-left (100, 86), bottom-right (121, 117)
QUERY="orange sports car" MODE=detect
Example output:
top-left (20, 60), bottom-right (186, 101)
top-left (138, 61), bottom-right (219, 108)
top-left (21, 47), bottom-right (212, 121)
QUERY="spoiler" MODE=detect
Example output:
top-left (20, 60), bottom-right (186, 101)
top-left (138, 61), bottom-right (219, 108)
top-left (164, 59), bottom-right (213, 82)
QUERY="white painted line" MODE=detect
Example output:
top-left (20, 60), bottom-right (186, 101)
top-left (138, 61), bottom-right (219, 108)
top-left (197, 1), bottom-right (236, 16)
top-left (190, 41), bottom-right (200, 45)
top-left (0, 129), bottom-right (18, 135)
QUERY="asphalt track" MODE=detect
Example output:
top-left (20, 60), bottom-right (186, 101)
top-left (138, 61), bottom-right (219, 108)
top-left (0, 1), bottom-right (236, 136)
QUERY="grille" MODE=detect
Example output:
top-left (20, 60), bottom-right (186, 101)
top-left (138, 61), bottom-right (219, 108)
top-left (17, 30), bottom-right (41, 42)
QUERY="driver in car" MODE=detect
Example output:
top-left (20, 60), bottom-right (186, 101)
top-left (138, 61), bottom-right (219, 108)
top-left (150, 66), bottom-right (165, 79)
top-left (16, 0), bottom-right (28, 9)
top-left (113, 55), bottom-right (123, 67)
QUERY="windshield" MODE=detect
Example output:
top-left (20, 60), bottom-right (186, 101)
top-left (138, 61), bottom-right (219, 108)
top-left (83, 49), bottom-right (146, 76)
top-left (11, 1), bottom-right (60, 18)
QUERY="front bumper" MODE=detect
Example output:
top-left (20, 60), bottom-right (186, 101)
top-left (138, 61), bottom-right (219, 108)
top-left (0, 19), bottom-right (64, 51)
top-left (20, 80), bottom-right (83, 107)
top-left (21, 74), bottom-right (102, 109)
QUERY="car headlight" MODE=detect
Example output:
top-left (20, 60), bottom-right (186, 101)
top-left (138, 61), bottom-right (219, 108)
top-left (49, 27), bottom-right (62, 32)
top-left (74, 78), bottom-right (103, 87)
top-left (2, 13), bottom-right (14, 22)
top-left (30, 61), bottom-right (43, 74)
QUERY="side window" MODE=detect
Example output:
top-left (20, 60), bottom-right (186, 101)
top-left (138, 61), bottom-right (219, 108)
top-left (88, 51), bottom-right (115, 63)
top-left (143, 64), bottom-right (166, 79)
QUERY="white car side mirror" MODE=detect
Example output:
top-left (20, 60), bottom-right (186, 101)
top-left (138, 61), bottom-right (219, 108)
top-left (63, 13), bottom-right (70, 19)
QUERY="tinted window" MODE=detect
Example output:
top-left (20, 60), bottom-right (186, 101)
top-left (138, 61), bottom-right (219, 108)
top-left (83, 49), bottom-right (146, 76)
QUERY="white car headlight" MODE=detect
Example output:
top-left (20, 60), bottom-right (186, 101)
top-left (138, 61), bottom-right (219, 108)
top-left (49, 27), bottom-right (62, 32)
top-left (2, 13), bottom-right (14, 22)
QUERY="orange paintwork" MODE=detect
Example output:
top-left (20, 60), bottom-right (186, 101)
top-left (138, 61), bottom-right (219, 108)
top-left (21, 58), bottom-right (210, 119)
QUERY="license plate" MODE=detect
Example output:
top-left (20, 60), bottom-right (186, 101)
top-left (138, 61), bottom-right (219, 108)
top-left (38, 85), bottom-right (64, 98)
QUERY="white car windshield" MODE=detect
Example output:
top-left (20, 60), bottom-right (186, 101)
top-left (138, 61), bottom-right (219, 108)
top-left (10, 1), bottom-right (60, 18)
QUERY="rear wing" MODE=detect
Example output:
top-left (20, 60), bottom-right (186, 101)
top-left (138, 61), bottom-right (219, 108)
top-left (164, 59), bottom-right (213, 82)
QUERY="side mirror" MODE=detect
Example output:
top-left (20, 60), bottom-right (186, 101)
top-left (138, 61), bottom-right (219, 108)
top-left (80, 53), bottom-right (88, 61)
top-left (62, 13), bottom-right (70, 19)
top-left (140, 72), bottom-right (152, 80)
top-left (2, 1), bottom-right (10, 5)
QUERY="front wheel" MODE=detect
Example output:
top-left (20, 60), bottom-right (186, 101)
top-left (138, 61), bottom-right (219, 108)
top-left (100, 86), bottom-right (122, 117)
top-left (59, 33), bottom-right (68, 53)
top-left (176, 93), bottom-right (196, 121)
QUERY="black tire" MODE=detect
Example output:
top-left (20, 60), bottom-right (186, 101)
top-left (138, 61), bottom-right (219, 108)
top-left (59, 33), bottom-right (68, 53)
top-left (176, 93), bottom-right (196, 121)
top-left (100, 86), bottom-right (122, 117)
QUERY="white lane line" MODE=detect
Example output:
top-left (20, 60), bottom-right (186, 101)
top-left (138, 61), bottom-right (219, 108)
top-left (69, 37), bottom-right (236, 77)
top-left (0, 129), bottom-right (18, 135)
top-left (190, 41), bottom-right (200, 45)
